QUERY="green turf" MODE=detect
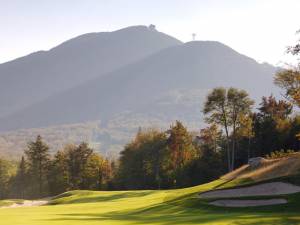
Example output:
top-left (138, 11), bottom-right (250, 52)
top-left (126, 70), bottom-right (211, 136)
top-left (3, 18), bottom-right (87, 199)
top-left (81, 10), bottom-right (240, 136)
top-left (215, 178), bottom-right (254, 189)
top-left (1, 179), bottom-right (300, 225)
top-left (0, 199), bottom-right (24, 207)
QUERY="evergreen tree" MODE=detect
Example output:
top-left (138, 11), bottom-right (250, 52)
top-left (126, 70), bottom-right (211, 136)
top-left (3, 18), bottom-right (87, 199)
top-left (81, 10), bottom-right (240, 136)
top-left (66, 142), bottom-right (93, 189)
top-left (15, 156), bottom-right (27, 198)
top-left (0, 158), bottom-right (11, 199)
top-left (48, 150), bottom-right (69, 195)
top-left (25, 135), bottom-right (50, 197)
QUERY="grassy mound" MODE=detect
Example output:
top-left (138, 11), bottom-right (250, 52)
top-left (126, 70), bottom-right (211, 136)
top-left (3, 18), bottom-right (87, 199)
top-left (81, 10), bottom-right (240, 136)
top-left (217, 153), bottom-right (300, 189)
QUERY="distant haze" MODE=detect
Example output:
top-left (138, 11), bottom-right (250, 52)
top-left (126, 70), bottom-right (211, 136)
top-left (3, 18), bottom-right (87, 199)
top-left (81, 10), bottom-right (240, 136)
top-left (1, 0), bottom-right (300, 65)
top-left (0, 25), bottom-right (280, 158)
top-left (0, 25), bottom-right (278, 132)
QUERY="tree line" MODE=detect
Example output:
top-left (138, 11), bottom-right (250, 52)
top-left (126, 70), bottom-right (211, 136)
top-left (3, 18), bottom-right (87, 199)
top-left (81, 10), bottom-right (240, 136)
top-left (0, 137), bottom-right (114, 199)
top-left (1, 91), bottom-right (299, 198)
top-left (0, 30), bottom-right (300, 199)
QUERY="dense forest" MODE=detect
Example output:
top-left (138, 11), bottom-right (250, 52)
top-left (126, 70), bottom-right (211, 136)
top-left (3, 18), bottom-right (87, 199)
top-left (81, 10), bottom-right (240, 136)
top-left (0, 34), bottom-right (300, 200)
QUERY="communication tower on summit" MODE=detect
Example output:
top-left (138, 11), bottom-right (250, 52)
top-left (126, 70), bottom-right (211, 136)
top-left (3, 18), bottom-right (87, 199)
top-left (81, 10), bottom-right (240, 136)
top-left (149, 24), bottom-right (156, 31)
top-left (192, 33), bottom-right (196, 41)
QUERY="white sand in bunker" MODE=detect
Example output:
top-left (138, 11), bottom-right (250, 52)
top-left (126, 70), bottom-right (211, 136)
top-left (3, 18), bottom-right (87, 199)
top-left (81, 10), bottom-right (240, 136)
top-left (1, 200), bottom-right (48, 209)
top-left (199, 182), bottom-right (300, 198)
top-left (210, 199), bottom-right (287, 207)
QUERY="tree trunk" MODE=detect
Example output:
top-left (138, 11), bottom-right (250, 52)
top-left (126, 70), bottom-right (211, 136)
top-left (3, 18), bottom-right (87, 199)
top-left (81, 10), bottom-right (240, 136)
top-left (231, 122), bottom-right (236, 172)
top-left (224, 128), bottom-right (231, 172)
top-left (39, 160), bottom-right (42, 197)
top-left (247, 137), bottom-right (251, 163)
top-left (155, 154), bottom-right (161, 190)
top-left (222, 106), bottom-right (231, 172)
top-left (230, 106), bottom-right (238, 172)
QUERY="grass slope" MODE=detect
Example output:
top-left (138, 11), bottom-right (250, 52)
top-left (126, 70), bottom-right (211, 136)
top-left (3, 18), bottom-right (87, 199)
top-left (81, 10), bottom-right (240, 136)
top-left (1, 178), bottom-right (300, 225)
top-left (222, 154), bottom-right (300, 183)
top-left (0, 199), bottom-right (24, 207)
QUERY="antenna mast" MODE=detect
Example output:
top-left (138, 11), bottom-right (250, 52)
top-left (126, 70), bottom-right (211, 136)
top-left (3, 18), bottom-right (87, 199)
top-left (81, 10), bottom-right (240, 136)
top-left (192, 33), bottom-right (196, 41)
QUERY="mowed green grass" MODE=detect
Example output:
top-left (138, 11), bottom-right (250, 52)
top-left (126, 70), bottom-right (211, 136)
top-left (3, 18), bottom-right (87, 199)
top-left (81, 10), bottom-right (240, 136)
top-left (1, 179), bottom-right (300, 225)
top-left (0, 199), bottom-right (24, 207)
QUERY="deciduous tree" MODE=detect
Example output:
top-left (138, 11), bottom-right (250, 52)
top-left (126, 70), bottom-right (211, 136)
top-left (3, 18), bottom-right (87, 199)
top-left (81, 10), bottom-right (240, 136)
top-left (203, 87), bottom-right (253, 171)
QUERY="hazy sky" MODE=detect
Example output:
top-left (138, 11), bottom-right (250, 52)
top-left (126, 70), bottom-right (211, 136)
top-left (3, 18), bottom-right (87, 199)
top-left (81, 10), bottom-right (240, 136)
top-left (1, 0), bottom-right (300, 65)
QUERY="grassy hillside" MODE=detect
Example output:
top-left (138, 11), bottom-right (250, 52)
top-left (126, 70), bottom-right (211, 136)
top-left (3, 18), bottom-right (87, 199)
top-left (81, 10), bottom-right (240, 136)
top-left (1, 178), bottom-right (300, 225)
top-left (220, 154), bottom-right (300, 188)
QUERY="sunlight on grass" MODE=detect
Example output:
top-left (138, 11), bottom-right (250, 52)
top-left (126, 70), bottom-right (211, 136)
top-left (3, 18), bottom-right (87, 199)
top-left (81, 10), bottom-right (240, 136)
top-left (1, 179), bottom-right (300, 225)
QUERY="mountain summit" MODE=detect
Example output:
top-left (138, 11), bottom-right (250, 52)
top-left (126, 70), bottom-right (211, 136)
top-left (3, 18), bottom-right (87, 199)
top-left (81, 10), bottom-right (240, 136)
top-left (0, 26), bottom-right (278, 158)
top-left (0, 37), bottom-right (277, 132)
top-left (0, 25), bottom-right (181, 117)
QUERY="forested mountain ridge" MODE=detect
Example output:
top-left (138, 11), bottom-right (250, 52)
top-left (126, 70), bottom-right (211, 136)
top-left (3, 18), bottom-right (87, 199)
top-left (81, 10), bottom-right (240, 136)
top-left (0, 41), bottom-right (277, 131)
top-left (0, 26), bottom-right (278, 158)
top-left (0, 25), bottom-right (181, 117)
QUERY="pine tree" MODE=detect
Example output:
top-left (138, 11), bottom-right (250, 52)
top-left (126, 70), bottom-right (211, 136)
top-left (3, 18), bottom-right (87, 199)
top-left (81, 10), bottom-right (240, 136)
top-left (66, 142), bottom-right (93, 189)
top-left (16, 156), bottom-right (27, 198)
top-left (48, 150), bottom-right (69, 195)
top-left (25, 135), bottom-right (50, 197)
top-left (0, 158), bottom-right (10, 199)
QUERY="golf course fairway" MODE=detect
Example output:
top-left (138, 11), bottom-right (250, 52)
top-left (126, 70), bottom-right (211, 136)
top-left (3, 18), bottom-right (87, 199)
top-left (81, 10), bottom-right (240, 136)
top-left (1, 179), bottom-right (300, 225)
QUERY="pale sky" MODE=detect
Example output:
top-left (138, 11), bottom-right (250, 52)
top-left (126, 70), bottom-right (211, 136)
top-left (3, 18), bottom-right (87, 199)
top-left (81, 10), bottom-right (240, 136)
top-left (1, 0), bottom-right (299, 65)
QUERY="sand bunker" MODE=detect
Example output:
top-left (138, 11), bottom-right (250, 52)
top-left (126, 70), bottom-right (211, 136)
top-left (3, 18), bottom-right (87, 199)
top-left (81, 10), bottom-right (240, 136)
top-left (0, 200), bottom-right (48, 209)
top-left (199, 182), bottom-right (300, 198)
top-left (210, 199), bottom-right (287, 207)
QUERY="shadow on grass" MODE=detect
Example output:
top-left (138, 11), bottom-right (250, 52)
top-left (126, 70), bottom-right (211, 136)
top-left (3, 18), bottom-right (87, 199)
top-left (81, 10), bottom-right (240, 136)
top-left (44, 193), bottom-right (300, 225)
top-left (44, 202), bottom-right (300, 225)
top-left (45, 179), bottom-right (300, 224)
top-left (50, 191), bottom-right (156, 205)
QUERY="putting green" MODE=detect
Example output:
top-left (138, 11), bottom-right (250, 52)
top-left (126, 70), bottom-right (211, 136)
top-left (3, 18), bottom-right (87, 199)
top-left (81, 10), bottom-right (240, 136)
top-left (1, 179), bottom-right (300, 225)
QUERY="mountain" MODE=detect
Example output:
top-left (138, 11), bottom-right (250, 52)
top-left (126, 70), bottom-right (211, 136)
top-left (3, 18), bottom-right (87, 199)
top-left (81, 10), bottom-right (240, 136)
top-left (0, 26), bottom-right (279, 158)
top-left (0, 40), bottom-right (278, 132)
top-left (0, 25), bottom-right (181, 117)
